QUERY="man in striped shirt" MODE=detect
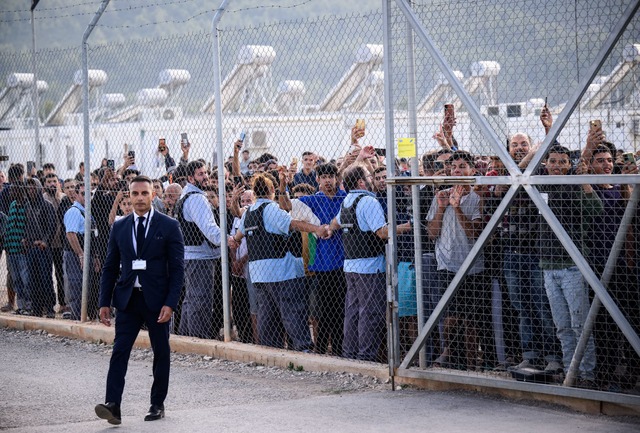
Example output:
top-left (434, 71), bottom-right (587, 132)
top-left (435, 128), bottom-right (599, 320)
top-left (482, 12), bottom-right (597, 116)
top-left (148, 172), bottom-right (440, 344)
top-left (5, 180), bottom-right (31, 315)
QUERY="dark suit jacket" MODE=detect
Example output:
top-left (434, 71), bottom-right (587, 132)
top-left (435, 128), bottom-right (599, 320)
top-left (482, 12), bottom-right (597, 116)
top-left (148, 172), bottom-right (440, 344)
top-left (99, 211), bottom-right (184, 312)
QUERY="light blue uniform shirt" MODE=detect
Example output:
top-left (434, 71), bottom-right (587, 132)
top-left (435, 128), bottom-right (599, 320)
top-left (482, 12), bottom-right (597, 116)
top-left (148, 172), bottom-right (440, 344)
top-left (63, 201), bottom-right (86, 234)
top-left (238, 198), bottom-right (304, 283)
top-left (335, 190), bottom-right (386, 274)
top-left (181, 183), bottom-right (221, 260)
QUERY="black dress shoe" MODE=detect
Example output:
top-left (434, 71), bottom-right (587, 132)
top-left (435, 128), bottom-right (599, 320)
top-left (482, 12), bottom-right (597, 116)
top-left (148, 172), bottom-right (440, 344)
top-left (144, 404), bottom-right (165, 421)
top-left (95, 402), bottom-right (121, 425)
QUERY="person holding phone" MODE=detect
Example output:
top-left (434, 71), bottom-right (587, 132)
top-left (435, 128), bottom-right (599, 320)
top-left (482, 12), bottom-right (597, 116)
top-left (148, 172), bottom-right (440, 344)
top-left (492, 110), bottom-right (563, 374)
top-left (582, 130), bottom-right (639, 390)
top-left (174, 161), bottom-right (223, 339)
top-left (433, 104), bottom-right (459, 151)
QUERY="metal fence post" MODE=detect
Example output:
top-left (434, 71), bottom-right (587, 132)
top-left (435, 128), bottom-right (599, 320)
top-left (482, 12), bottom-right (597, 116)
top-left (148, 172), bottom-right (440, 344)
top-left (212, 0), bottom-right (233, 342)
top-left (383, 0), bottom-right (399, 382)
top-left (80, 0), bottom-right (111, 322)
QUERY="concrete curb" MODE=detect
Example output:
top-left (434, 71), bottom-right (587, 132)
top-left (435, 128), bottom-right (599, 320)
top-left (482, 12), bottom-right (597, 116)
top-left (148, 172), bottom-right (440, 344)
top-left (0, 314), bottom-right (389, 381)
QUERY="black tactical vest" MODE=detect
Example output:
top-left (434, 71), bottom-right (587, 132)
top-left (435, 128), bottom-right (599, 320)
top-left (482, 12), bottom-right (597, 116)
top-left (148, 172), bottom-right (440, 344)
top-left (244, 202), bottom-right (288, 262)
top-left (340, 194), bottom-right (386, 259)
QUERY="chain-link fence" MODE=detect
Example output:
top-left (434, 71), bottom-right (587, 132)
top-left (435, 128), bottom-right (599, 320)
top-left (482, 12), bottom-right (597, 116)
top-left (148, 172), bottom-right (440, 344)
top-left (0, 0), bottom-right (639, 402)
top-left (386, 0), bottom-right (640, 401)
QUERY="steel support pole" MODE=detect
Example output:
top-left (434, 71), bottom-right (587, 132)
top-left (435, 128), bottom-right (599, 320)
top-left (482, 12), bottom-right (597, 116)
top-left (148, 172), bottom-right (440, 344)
top-left (403, 0), bottom-right (426, 368)
top-left (80, 0), bottom-right (110, 322)
top-left (30, 9), bottom-right (41, 168)
top-left (564, 186), bottom-right (640, 386)
top-left (212, 0), bottom-right (233, 342)
top-left (382, 0), bottom-right (399, 383)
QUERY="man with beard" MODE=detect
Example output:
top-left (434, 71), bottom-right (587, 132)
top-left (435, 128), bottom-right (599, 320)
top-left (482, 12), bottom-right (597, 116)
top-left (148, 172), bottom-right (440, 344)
top-left (329, 162), bottom-right (411, 361)
top-left (492, 109), bottom-right (563, 373)
top-left (174, 160), bottom-right (222, 339)
top-left (161, 183), bottom-right (183, 217)
top-left (24, 178), bottom-right (57, 317)
top-left (43, 173), bottom-right (66, 312)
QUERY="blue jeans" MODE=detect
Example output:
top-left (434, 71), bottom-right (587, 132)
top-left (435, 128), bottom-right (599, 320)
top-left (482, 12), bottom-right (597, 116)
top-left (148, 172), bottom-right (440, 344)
top-left (7, 254), bottom-right (30, 310)
top-left (504, 253), bottom-right (560, 363)
top-left (254, 277), bottom-right (312, 351)
top-left (543, 266), bottom-right (596, 379)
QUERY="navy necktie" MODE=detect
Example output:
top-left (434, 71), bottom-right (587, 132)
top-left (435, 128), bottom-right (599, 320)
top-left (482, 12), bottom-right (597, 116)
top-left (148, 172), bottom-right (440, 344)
top-left (136, 216), bottom-right (146, 255)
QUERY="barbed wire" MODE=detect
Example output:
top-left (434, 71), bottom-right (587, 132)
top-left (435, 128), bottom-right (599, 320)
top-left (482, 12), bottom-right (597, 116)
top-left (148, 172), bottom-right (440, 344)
top-left (0, 0), bottom-right (312, 25)
top-left (0, 0), bottom-right (194, 14)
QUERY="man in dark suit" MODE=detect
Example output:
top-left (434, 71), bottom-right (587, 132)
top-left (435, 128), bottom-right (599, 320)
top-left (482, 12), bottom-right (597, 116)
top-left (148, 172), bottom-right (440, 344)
top-left (95, 175), bottom-right (184, 425)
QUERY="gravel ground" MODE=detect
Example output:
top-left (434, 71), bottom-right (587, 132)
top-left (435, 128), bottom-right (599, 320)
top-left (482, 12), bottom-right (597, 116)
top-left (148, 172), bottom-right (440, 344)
top-left (1, 327), bottom-right (639, 433)
top-left (0, 327), bottom-right (386, 430)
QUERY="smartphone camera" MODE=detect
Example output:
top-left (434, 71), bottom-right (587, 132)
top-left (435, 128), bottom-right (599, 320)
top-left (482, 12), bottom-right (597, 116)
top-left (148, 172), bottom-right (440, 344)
top-left (106, 159), bottom-right (115, 170)
top-left (239, 131), bottom-right (246, 143)
top-left (181, 133), bottom-right (189, 148)
top-left (590, 120), bottom-right (602, 131)
top-left (623, 152), bottom-right (636, 165)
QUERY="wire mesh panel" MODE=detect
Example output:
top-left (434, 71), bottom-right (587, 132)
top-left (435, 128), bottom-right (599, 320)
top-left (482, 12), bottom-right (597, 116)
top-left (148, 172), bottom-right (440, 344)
top-left (388, 0), bottom-right (640, 396)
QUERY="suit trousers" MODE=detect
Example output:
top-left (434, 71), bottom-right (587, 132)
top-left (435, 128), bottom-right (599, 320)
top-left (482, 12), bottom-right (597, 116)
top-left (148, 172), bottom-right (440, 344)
top-left (106, 289), bottom-right (171, 406)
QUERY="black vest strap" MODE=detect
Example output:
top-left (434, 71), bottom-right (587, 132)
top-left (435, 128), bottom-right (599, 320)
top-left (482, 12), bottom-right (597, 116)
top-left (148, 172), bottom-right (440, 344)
top-left (340, 194), bottom-right (386, 259)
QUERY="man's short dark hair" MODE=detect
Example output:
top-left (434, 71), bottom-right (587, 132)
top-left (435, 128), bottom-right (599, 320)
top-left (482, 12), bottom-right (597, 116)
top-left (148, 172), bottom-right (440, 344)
top-left (43, 163), bottom-right (55, 171)
top-left (122, 168), bottom-right (140, 178)
top-left (152, 178), bottom-right (164, 192)
top-left (44, 172), bottom-right (58, 181)
top-left (7, 163), bottom-right (24, 183)
top-left (343, 166), bottom-right (367, 192)
top-left (254, 153), bottom-right (277, 164)
top-left (422, 151), bottom-right (438, 167)
top-left (450, 150), bottom-right (475, 165)
top-left (186, 160), bottom-right (206, 177)
top-left (373, 166), bottom-right (387, 175)
top-left (292, 183), bottom-right (316, 196)
top-left (592, 145), bottom-right (613, 159)
top-left (545, 145), bottom-right (571, 159)
top-left (315, 163), bottom-right (338, 177)
top-left (302, 151), bottom-right (314, 158)
top-left (130, 175), bottom-right (153, 186)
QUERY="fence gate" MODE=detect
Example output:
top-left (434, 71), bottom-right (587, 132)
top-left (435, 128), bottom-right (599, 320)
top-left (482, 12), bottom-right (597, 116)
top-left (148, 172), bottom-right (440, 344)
top-left (384, 0), bottom-right (640, 407)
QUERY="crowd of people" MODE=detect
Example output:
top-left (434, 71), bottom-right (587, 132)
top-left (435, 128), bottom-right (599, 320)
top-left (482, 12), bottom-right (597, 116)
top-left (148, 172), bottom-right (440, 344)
top-left (1, 104), bottom-right (639, 392)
